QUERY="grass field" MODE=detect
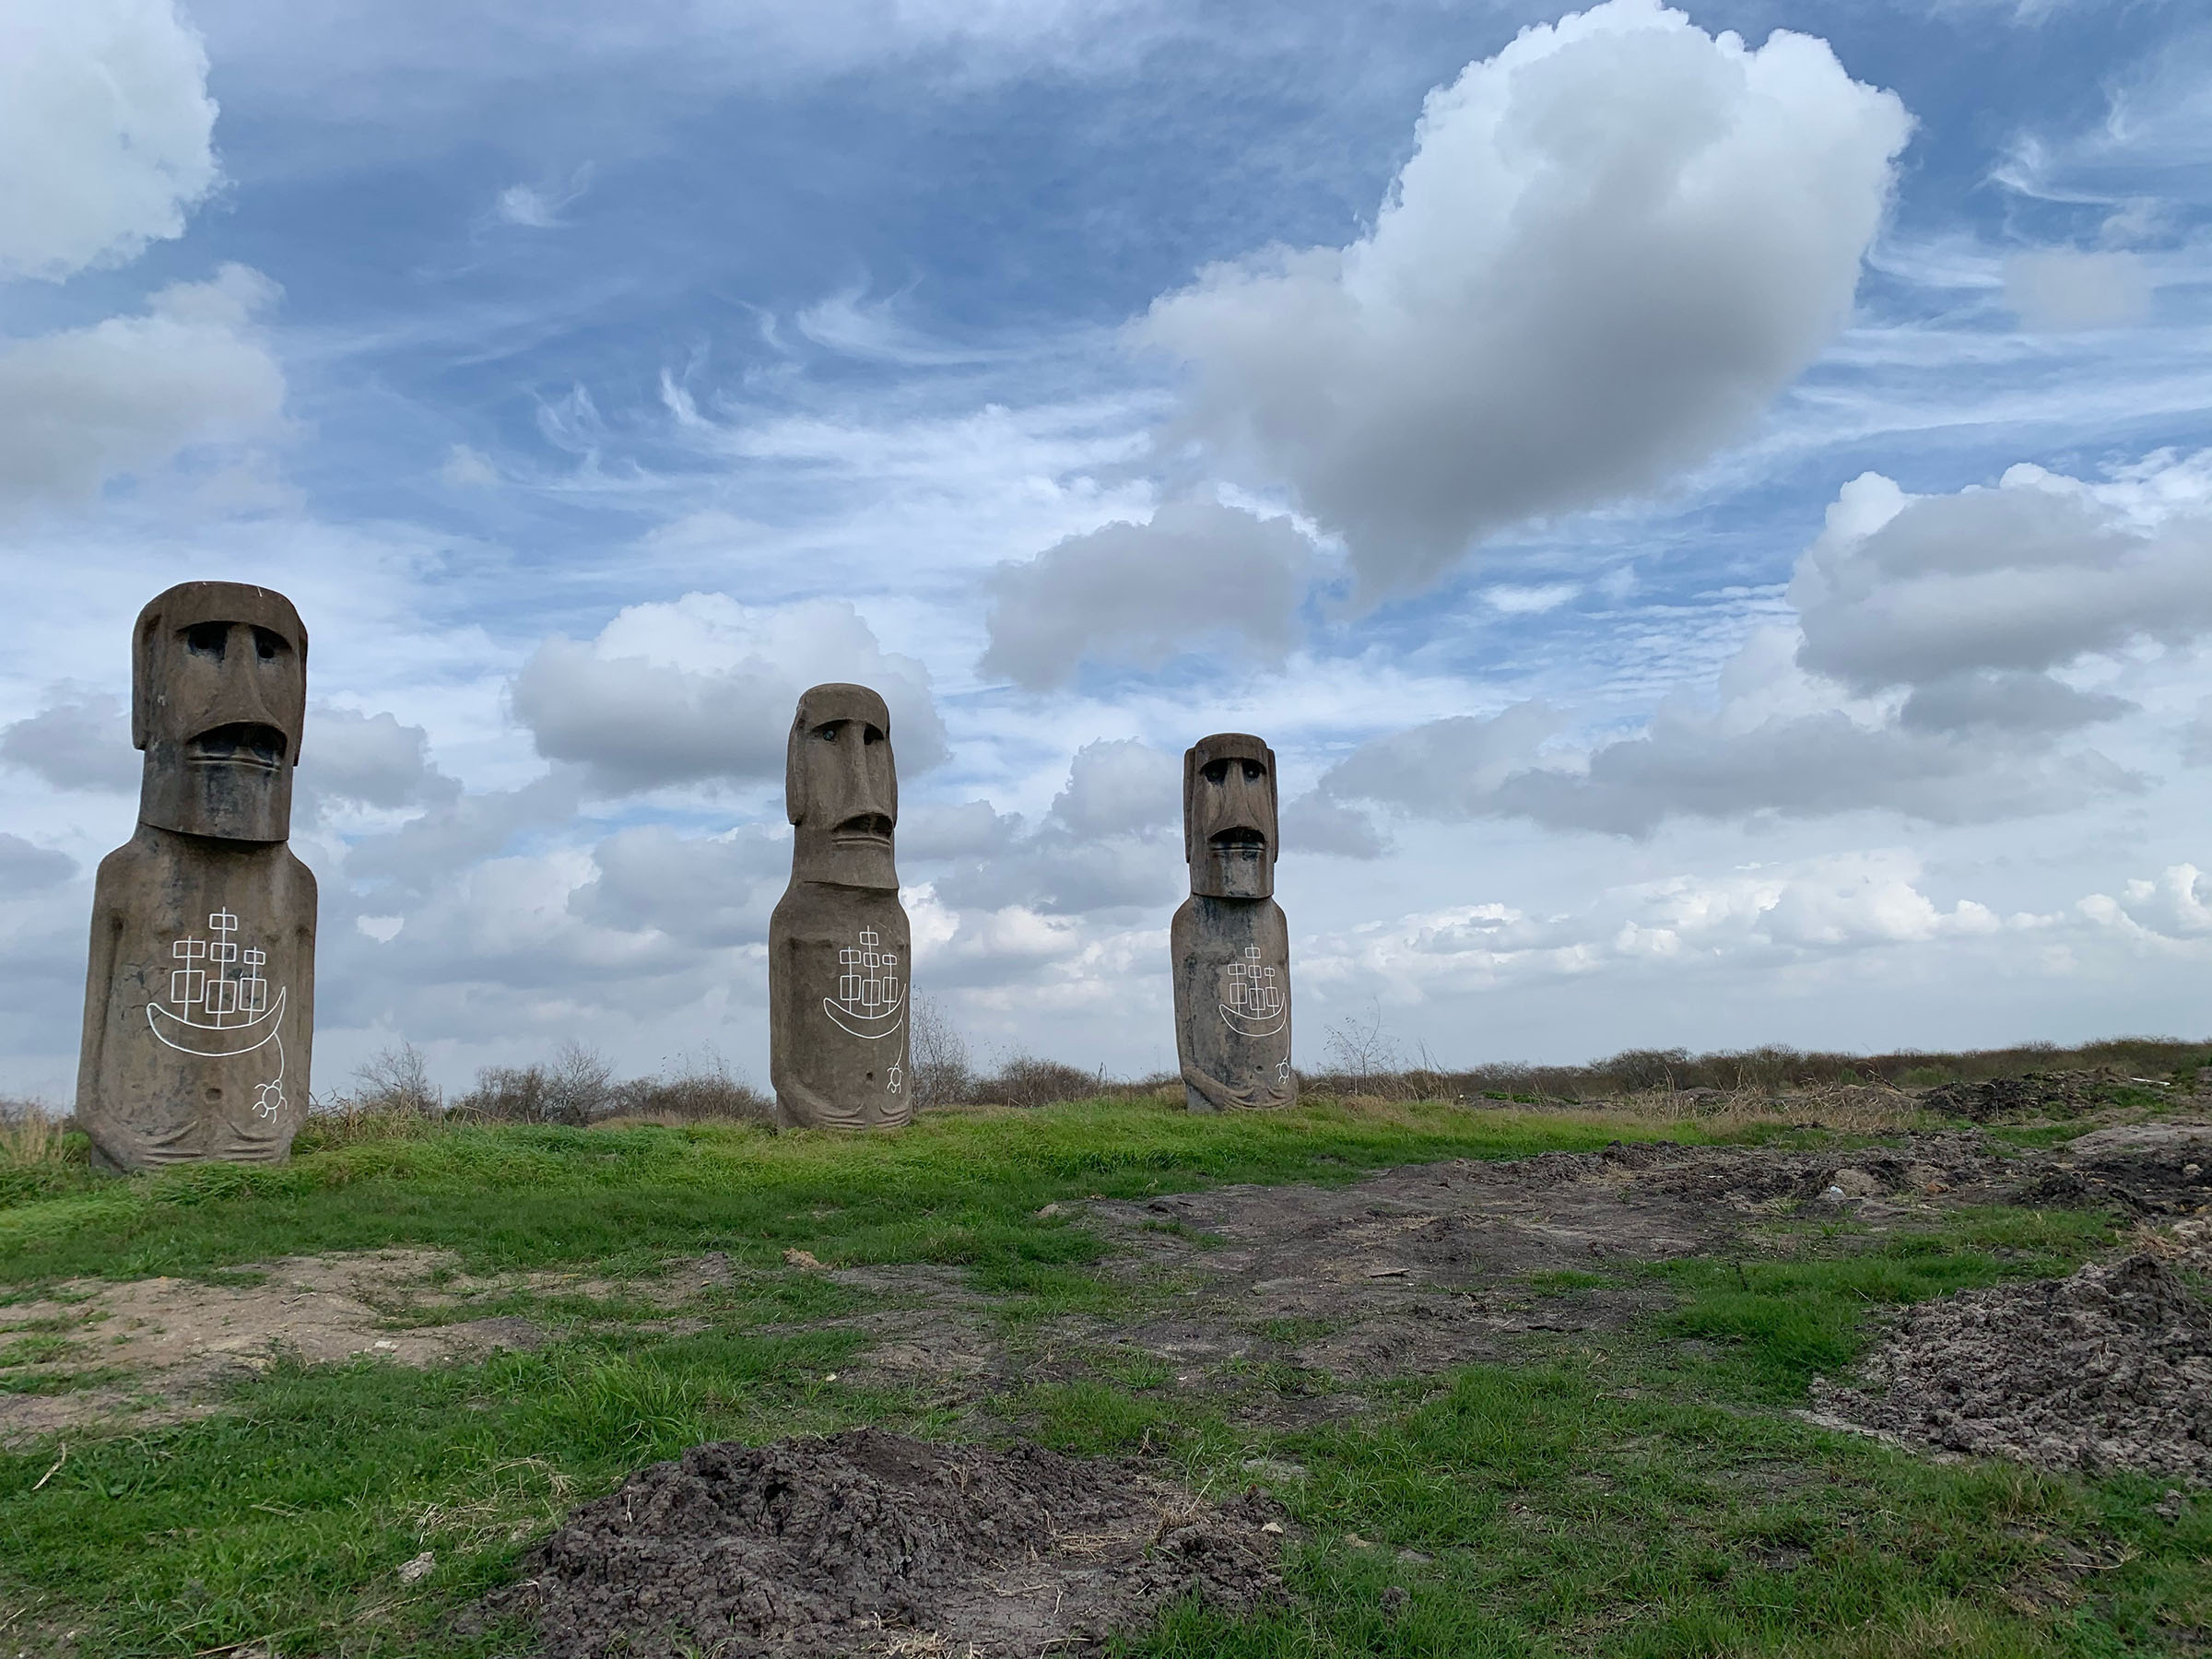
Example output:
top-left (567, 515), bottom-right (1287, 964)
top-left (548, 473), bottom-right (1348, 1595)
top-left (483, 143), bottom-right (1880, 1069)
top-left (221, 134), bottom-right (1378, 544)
top-left (0, 1093), bottom-right (2205, 1657)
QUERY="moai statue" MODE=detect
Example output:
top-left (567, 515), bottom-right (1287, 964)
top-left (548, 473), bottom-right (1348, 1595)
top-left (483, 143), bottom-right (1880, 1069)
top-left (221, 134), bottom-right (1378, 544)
top-left (76, 582), bottom-right (317, 1171)
top-left (768, 683), bottom-right (912, 1131)
top-left (1171, 733), bottom-right (1294, 1112)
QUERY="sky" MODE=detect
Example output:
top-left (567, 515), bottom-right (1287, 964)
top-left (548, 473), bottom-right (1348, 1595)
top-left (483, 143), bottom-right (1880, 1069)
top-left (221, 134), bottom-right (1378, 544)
top-left (3, 0), bottom-right (2211, 1102)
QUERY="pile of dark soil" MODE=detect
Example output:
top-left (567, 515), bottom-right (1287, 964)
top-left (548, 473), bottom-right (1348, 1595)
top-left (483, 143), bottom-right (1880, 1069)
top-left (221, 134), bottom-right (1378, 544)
top-left (1919, 1070), bottom-right (2128, 1121)
top-left (1812, 1242), bottom-right (2212, 1486)
top-left (489, 1428), bottom-right (1288, 1658)
top-left (2015, 1124), bottom-right (2212, 1217)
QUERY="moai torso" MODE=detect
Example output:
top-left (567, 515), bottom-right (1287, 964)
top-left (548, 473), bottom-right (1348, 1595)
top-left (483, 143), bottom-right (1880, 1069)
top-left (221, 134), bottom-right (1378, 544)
top-left (769, 885), bottom-right (911, 1131)
top-left (78, 830), bottom-right (317, 1169)
top-left (76, 581), bottom-right (318, 1171)
top-left (1171, 732), bottom-right (1297, 1112)
top-left (769, 682), bottom-right (913, 1131)
top-left (1171, 894), bottom-right (1293, 1112)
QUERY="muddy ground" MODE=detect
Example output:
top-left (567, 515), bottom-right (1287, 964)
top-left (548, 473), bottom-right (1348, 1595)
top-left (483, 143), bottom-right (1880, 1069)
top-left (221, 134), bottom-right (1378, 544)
top-left (483, 1428), bottom-right (1288, 1659)
top-left (6, 1122), bottom-right (2210, 1468)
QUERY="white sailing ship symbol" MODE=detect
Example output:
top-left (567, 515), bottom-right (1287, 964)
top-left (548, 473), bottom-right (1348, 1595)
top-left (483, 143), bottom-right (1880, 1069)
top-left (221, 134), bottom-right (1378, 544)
top-left (147, 908), bottom-right (289, 1118)
top-left (824, 926), bottom-right (905, 1041)
top-left (1218, 944), bottom-right (1288, 1038)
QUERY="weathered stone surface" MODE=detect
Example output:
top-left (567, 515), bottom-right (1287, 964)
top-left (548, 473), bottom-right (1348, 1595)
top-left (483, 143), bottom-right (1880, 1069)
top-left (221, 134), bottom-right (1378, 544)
top-left (1172, 733), bottom-right (1294, 1112)
top-left (76, 582), bottom-right (317, 1171)
top-left (769, 684), bottom-right (912, 1131)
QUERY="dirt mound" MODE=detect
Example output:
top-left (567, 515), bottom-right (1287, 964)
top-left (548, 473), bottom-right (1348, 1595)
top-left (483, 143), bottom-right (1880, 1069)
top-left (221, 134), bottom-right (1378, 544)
top-left (492, 1429), bottom-right (1288, 1658)
top-left (1812, 1245), bottom-right (2212, 1485)
top-left (1918, 1070), bottom-right (2127, 1121)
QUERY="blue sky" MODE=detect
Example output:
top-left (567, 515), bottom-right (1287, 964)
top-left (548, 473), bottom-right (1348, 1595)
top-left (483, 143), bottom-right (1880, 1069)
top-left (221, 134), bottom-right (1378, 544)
top-left (4, 0), bottom-right (2212, 1100)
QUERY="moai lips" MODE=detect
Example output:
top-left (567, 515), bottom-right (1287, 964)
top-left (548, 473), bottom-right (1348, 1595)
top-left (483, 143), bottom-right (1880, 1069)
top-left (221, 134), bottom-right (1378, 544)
top-left (76, 582), bottom-right (318, 1171)
top-left (769, 683), bottom-right (913, 1131)
top-left (1171, 733), bottom-right (1296, 1112)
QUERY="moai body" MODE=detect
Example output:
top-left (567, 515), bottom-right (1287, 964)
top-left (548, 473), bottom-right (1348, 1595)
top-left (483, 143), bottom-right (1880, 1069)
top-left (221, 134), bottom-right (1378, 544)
top-left (768, 683), bottom-right (912, 1131)
top-left (76, 582), bottom-right (317, 1171)
top-left (1171, 732), bottom-right (1295, 1112)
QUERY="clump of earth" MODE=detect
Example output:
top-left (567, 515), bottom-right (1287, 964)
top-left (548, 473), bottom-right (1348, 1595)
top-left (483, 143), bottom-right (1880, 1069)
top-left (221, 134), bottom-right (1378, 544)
top-left (1813, 1224), bottom-right (2212, 1486)
top-left (488, 1428), bottom-right (1288, 1658)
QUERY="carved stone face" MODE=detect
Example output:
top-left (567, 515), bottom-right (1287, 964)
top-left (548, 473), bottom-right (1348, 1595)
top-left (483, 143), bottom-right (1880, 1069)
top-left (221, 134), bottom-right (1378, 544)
top-left (1183, 732), bottom-right (1277, 900)
top-left (134, 582), bottom-right (308, 843)
top-left (787, 682), bottom-right (899, 890)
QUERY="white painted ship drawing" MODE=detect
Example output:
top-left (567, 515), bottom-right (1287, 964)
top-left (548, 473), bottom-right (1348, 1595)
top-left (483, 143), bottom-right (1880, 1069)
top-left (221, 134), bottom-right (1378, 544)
top-left (147, 908), bottom-right (290, 1117)
top-left (825, 926), bottom-right (905, 1041)
top-left (1218, 944), bottom-right (1288, 1038)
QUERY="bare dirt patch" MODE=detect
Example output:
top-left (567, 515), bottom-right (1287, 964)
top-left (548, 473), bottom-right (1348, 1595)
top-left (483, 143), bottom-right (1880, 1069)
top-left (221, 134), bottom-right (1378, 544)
top-left (1811, 1221), bottom-right (2212, 1486)
top-left (0, 1250), bottom-right (546, 1444)
top-left (486, 1427), bottom-right (1288, 1659)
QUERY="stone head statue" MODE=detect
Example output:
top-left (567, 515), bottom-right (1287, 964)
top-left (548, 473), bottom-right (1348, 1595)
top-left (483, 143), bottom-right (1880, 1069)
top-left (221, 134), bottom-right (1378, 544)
top-left (1183, 732), bottom-right (1277, 900)
top-left (787, 682), bottom-right (898, 890)
top-left (134, 582), bottom-right (308, 843)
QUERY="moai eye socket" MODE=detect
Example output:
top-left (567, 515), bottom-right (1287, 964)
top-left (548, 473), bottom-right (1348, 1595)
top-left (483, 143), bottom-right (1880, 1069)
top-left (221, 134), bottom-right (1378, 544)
top-left (815, 722), bottom-right (841, 744)
top-left (184, 622), bottom-right (229, 659)
top-left (863, 724), bottom-right (884, 746)
top-left (252, 627), bottom-right (286, 663)
top-left (1242, 760), bottom-right (1265, 782)
top-left (1202, 759), bottom-right (1230, 784)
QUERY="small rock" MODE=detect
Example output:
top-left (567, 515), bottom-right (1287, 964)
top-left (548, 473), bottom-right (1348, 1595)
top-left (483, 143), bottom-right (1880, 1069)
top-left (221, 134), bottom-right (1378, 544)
top-left (1345, 1533), bottom-right (1374, 1549)
top-left (1035, 1203), bottom-right (1064, 1218)
top-left (371, 1339), bottom-right (399, 1352)
top-left (1380, 1585), bottom-right (1410, 1614)
top-left (1241, 1457), bottom-right (1309, 1483)
top-left (782, 1248), bottom-right (828, 1270)
top-left (1260, 1520), bottom-right (1285, 1535)
top-left (1830, 1169), bottom-right (1883, 1197)
top-left (1820, 1185), bottom-right (1848, 1203)
top-left (397, 1550), bottom-right (434, 1585)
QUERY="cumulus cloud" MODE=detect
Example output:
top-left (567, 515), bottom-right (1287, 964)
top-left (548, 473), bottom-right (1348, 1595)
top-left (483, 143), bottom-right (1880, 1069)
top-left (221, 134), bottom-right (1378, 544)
top-left (981, 501), bottom-right (1312, 689)
top-left (568, 824), bottom-right (789, 947)
top-left (0, 265), bottom-right (288, 506)
top-left (0, 690), bottom-right (136, 793)
top-left (304, 708), bottom-right (455, 810)
top-left (2003, 248), bottom-right (2154, 330)
top-left (1791, 461), bottom-right (2212, 695)
top-left (0, 835), bottom-right (76, 892)
top-left (0, 0), bottom-right (218, 281)
top-left (929, 739), bottom-right (1183, 916)
top-left (1301, 850), bottom-right (2010, 1002)
top-left (1323, 451), bottom-right (2212, 835)
top-left (511, 594), bottom-right (947, 794)
top-left (1135, 0), bottom-right (1910, 595)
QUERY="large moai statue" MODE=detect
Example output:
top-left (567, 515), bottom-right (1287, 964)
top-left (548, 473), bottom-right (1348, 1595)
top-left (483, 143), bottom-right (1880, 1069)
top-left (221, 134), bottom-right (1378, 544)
top-left (76, 582), bottom-right (317, 1171)
top-left (1171, 733), bottom-right (1294, 1112)
top-left (768, 683), bottom-right (912, 1131)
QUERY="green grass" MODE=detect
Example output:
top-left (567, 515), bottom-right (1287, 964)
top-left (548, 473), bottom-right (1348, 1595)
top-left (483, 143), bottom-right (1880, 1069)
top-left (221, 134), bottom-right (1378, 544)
top-left (0, 1097), bottom-right (2201, 1657)
top-left (0, 1098), bottom-right (1695, 1288)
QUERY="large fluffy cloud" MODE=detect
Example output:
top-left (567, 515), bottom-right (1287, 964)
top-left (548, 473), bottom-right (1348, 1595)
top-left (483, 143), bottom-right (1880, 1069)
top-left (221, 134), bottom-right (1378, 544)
top-left (0, 266), bottom-right (288, 506)
top-left (0, 0), bottom-right (219, 281)
top-left (980, 501), bottom-right (1312, 689)
top-left (1323, 451), bottom-right (2212, 835)
top-left (511, 594), bottom-right (948, 794)
top-left (1136, 0), bottom-right (1910, 596)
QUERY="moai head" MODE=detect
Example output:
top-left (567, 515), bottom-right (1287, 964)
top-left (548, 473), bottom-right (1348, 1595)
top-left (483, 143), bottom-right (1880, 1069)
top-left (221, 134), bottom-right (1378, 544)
top-left (787, 683), bottom-right (899, 890)
top-left (1184, 732), bottom-right (1278, 900)
top-left (134, 582), bottom-right (308, 843)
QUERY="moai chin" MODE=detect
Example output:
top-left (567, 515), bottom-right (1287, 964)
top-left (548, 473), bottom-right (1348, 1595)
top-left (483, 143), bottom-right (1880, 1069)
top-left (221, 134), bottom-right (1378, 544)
top-left (1171, 733), bottom-right (1295, 1112)
top-left (76, 582), bottom-right (318, 1171)
top-left (768, 683), bottom-right (912, 1130)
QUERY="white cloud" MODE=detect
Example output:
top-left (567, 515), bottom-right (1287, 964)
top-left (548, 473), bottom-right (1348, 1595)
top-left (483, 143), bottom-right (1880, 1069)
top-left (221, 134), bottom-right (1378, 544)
top-left (1322, 449), bottom-right (2212, 836)
top-left (2003, 248), bottom-right (2154, 331)
top-left (438, 444), bottom-right (500, 488)
top-left (1484, 583), bottom-right (1581, 616)
top-left (0, 0), bottom-right (219, 281)
top-left (981, 500), bottom-right (1312, 688)
top-left (1136, 0), bottom-right (1910, 596)
top-left (0, 690), bottom-right (136, 793)
top-left (304, 708), bottom-right (454, 811)
top-left (510, 593), bottom-right (948, 794)
top-left (0, 265), bottom-right (288, 506)
top-left (0, 834), bottom-right (76, 892)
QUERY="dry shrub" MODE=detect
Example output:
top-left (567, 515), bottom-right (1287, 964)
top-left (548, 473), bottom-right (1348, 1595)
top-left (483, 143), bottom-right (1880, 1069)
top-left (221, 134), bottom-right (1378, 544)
top-left (0, 1097), bottom-right (68, 1165)
top-left (602, 1051), bottom-right (772, 1126)
top-left (969, 1054), bottom-right (1104, 1111)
